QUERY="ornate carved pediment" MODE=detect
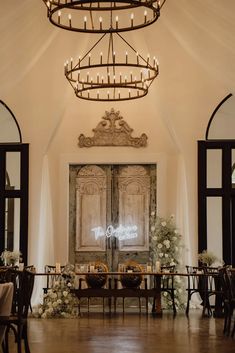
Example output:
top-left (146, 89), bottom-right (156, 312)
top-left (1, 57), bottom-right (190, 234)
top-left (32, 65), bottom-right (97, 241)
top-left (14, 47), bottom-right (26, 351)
top-left (78, 108), bottom-right (148, 148)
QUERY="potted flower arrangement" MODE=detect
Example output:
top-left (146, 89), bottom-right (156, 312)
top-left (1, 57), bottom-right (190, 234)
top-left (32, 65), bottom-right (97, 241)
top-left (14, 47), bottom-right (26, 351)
top-left (198, 250), bottom-right (222, 266)
top-left (0, 250), bottom-right (21, 266)
top-left (150, 213), bottom-right (185, 310)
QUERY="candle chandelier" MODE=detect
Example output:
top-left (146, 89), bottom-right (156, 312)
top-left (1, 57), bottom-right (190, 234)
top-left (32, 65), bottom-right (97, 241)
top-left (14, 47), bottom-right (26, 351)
top-left (42, 0), bottom-right (167, 101)
top-left (42, 0), bottom-right (167, 33)
top-left (64, 32), bottom-right (159, 101)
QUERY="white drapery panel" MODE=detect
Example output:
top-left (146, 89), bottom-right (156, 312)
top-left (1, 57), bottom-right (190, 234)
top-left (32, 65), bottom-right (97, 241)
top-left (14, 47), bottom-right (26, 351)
top-left (31, 154), bottom-right (55, 306)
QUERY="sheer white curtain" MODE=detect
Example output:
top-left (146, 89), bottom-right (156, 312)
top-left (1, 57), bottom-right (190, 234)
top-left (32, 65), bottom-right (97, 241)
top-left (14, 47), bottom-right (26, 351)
top-left (31, 155), bottom-right (55, 306)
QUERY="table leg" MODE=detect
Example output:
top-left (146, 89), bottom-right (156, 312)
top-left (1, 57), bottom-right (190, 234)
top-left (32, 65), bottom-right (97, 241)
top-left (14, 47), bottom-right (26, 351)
top-left (152, 275), bottom-right (162, 317)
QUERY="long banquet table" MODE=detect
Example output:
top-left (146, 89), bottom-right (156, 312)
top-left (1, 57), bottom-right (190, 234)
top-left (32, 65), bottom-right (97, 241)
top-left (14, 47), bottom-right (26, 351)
top-left (35, 271), bottom-right (223, 316)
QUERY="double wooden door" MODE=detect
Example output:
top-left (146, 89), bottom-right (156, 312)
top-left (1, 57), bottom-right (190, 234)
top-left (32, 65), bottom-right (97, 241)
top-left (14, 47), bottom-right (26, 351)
top-left (69, 164), bottom-right (156, 270)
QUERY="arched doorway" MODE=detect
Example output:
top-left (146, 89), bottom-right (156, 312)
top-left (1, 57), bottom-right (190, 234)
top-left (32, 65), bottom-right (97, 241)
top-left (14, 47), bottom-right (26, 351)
top-left (198, 93), bottom-right (235, 266)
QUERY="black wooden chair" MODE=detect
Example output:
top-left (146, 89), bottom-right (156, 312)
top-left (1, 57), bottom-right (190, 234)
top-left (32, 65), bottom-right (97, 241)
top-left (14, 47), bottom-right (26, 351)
top-left (185, 265), bottom-right (205, 315)
top-left (202, 266), bottom-right (224, 317)
top-left (220, 267), bottom-right (235, 337)
top-left (43, 264), bottom-right (65, 294)
top-left (0, 268), bottom-right (35, 353)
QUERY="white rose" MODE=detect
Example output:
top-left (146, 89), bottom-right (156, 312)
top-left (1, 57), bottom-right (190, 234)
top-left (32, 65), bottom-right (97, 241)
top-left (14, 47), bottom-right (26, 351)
top-left (159, 253), bottom-right (163, 258)
top-left (67, 282), bottom-right (72, 287)
top-left (65, 299), bottom-right (69, 304)
top-left (161, 221), bottom-right (167, 227)
top-left (41, 313), bottom-right (47, 319)
top-left (166, 243), bottom-right (170, 249)
top-left (157, 243), bottom-right (163, 249)
top-left (151, 226), bottom-right (156, 232)
top-left (152, 236), bottom-right (157, 241)
top-left (172, 236), bottom-right (177, 241)
top-left (53, 301), bottom-right (58, 307)
top-left (174, 230), bottom-right (178, 234)
top-left (151, 211), bottom-right (155, 216)
top-left (57, 299), bottom-right (62, 304)
top-left (175, 246), bottom-right (178, 252)
top-left (165, 254), bottom-right (168, 258)
top-left (63, 291), bottom-right (68, 297)
top-left (170, 262), bottom-right (175, 266)
top-left (38, 308), bottom-right (43, 314)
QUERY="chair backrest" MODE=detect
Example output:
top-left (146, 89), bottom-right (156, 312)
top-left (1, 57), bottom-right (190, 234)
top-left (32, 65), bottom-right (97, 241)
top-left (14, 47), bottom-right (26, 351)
top-left (161, 265), bottom-right (175, 290)
top-left (44, 265), bottom-right (65, 291)
top-left (17, 269), bottom-right (35, 319)
top-left (185, 265), bottom-right (204, 291)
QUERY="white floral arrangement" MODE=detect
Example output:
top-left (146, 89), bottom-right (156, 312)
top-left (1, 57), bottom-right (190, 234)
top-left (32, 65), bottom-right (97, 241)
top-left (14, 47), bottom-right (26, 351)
top-left (0, 250), bottom-right (21, 266)
top-left (198, 250), bottom-right (222, 266)
top-left (36, 264), bottom-right (78, 318)
top-left (150, 213), bottom-right (185, 310)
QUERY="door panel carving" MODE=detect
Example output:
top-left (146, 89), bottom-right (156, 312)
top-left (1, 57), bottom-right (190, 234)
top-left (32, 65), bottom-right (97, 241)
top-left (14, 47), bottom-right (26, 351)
top-left (118, 166), bottom-right (150, 251)
top-left (76, 165), bottom-right (106, 251)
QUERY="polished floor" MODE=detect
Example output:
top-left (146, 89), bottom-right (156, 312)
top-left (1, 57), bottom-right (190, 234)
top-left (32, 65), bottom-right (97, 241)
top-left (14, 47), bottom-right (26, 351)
top-left (8, 310), bottom-right (235, 353)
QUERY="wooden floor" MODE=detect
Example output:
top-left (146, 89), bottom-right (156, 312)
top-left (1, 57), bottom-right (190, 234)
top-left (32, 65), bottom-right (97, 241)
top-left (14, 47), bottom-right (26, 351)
top-left (8, 310), bottom-right (235, 353)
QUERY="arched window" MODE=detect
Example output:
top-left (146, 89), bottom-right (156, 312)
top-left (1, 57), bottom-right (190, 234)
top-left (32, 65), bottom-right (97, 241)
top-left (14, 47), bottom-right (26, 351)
top-left (0, 100), bottom-right (29, 264)
top-left (198, 93), bottom-right (235, 266)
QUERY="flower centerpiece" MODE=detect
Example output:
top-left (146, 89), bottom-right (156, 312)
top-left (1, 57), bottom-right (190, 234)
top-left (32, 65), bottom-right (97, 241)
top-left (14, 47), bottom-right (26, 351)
top-left (198, 250), bottom-right (222, 266)
top-left (120, 260), bottom-right (143, 289)
top-left (150, 213), bottom-right (185, 310)
top-left (85, 262), bottom-right (108, 288)
top-left (0, 250), bottom-right (21, 266)
top-left (37, 264), bottom-right (78, 318)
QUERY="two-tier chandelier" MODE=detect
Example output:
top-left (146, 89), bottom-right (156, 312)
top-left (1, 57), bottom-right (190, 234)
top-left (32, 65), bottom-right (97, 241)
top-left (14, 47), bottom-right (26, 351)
top-left (64, 32), bottom-right (159, 101)
top-left (42, 0), bottom-right (167, 101)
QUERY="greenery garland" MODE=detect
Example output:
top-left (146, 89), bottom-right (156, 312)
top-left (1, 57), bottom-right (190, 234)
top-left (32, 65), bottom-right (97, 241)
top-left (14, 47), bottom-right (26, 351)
top-left (149, 213), bottom-right (185, 310)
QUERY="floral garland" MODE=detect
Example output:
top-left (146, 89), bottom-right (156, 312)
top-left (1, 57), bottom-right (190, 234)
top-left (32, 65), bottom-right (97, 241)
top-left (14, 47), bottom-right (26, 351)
top-left (149, 213), bottom-right (185, 310)
top-left (36, 264), bottom-right (78, 318)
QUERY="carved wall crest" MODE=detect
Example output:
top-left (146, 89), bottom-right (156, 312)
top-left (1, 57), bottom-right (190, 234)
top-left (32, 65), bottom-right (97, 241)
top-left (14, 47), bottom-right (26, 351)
top-left (78, 108), bottom-right (148, 148)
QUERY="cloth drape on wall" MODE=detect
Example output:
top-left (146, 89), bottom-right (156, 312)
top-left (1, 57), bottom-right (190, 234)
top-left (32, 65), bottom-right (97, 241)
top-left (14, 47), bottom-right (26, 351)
top-left (31, 154), bottom-right (54, 306)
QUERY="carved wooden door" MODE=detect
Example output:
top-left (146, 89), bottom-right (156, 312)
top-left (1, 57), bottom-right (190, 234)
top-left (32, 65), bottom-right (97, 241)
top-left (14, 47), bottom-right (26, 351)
top-left (69, 164), bottom-right (156, 270)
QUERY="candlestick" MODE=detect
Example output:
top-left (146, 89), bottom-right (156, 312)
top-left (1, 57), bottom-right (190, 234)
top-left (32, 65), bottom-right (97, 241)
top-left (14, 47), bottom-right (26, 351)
top-left (88, 53), bottom-right (91, 65)
top-left (136, 52), bottom-right (139, 65)
top-left (115, 16), bottom-right (119, 29)
top-left (100, 52), bottom-right (103, 64)
top-left (97, 73), bottom-right (100, 83)
top-left (55, 263), bottom-right (61, 273)
top-left (99, 16), bottom-right (102, 30)
top-left (84, 16), bottom-right (87, 30)
top-left (144, 10), bottom-right (147, 23)
top-left (68, 13), bottom-right (71, 27)
top-left (58, 10), bottom-right (61, 24)
top-left (125, 51), bottom-right (128, 64)
top-left (155, 261), bottom-right (161, 273)
top-left (131, 13), bottom-right (134, 27)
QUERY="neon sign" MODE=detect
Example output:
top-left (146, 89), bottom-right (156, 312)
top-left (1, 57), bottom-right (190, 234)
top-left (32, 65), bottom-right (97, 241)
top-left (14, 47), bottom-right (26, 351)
top-left (91, 224), bottom-right (138, 241)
